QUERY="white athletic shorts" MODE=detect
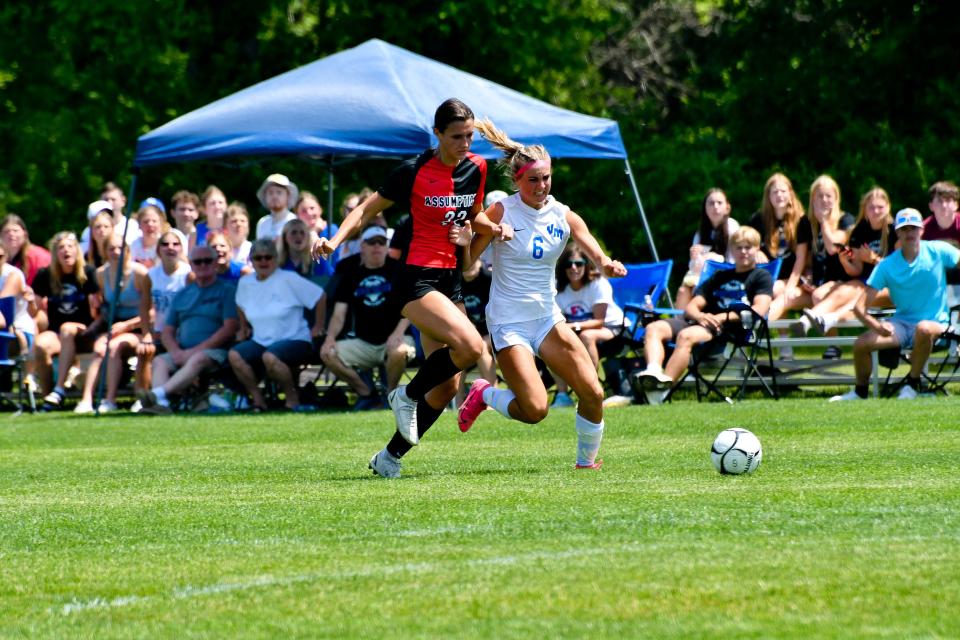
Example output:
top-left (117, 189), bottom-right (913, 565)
top-left (489, 310), bottom-right (565, 356)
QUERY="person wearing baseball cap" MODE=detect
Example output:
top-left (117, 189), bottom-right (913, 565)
top-left (831, 206), bottom-right (960, 402)
top-left (254, 173), bottom-right (298, 241)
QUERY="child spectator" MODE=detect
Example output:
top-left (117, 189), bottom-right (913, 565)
top-left (206, 231), bottom-right (252, 282)
top-left (255, 174), bottom-right (298, 240)
top-left (296, 191), bottom-right (339, 278)
top-left (225, 202), bottom-right (252, 264)
top-left (171, 190), bottom-right (201, 252)
top-left (196, 185), bottom-right (228, 247)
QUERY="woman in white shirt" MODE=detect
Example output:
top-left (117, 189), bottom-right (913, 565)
top-left (229, 238), bottom-right (325, 412)
top-left (456, 119), bottom-right (627, 470)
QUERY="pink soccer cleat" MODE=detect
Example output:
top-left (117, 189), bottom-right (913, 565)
top-left (458, 378), bottom-right (492, 433)
top-left (575, 459), bottom-right (604, 470)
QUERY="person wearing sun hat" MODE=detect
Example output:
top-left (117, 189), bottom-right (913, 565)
top-left (255, 173), bottom-right (299, 241)
top-left (830, 207), bottom-right (960, 402)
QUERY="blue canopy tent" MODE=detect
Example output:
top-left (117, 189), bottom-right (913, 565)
top-left (131, 39), bottom-right (660, 262)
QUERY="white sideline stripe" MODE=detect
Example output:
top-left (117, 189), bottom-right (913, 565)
top-left (55, 545), bottom-right (636, 615)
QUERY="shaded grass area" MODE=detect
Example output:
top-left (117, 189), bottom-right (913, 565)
top-left (1, 399), bottom-right (959, 638)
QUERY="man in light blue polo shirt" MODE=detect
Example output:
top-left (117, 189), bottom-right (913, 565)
top-left (831, 207), bottom-right (960, 401)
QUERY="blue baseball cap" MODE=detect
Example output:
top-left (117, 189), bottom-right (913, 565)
top-left (894, 208), bottom-right (923, 230)
top-left (140, 197), bottom-right (166, 214)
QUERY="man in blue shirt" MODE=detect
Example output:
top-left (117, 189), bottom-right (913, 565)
top-left (139, 245), bottom-right (239, 414)
top-left (831, 208), bottom-right (960, 401)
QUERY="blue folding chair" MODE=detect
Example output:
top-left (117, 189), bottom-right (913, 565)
top-left (0, 296), bottom-right (35, 414)
top-left (697, 258), bottom-right (782, 288)
top-left (607, 260), bottom-right (674, 347)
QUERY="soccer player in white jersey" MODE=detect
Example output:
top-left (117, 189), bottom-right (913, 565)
top-left (456, 119), bottom-right (627, 469)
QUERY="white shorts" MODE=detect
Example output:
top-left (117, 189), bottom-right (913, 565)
top-left (489, 310), bottom-right (565, 356)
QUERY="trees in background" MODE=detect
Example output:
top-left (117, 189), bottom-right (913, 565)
top-left (1, 0), bottom-right (957, 269)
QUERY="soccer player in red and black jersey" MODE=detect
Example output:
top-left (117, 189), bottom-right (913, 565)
top-left (313, 98), bottom-right (488, 478)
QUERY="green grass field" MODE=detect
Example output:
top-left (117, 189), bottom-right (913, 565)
top-left (2, 398), bottom-right (959, 638)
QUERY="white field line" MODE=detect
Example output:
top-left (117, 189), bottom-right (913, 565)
top-left (55, 544), bottom-right (641, 616)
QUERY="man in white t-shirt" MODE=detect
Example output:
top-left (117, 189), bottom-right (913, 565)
top-left (254, 173), bottom-right (298, 240)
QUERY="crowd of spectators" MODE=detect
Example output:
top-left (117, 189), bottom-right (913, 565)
top-left (1, 172), bottom-right (958, 414)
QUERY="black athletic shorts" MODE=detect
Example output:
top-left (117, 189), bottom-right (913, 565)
top-left (394, 265), bottom-right (463, 307)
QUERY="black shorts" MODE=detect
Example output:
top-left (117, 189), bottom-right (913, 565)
top-left (394, 265), bottom-right (463, 307)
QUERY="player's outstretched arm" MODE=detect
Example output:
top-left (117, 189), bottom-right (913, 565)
top-left (566, 210), bottom-right (626, 278)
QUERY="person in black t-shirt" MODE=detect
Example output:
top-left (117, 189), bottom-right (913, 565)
top-left (32, 232), bottom-right (103, 406)
top-left (799, 186), bottom-right (897, 339)
top-left (320, 225), bottom-right (416, 411)
top-left (638, 226), bottom-right (774, 404)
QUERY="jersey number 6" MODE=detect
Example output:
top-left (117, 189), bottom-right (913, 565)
top-left (532, 235), bottom-right (544, 259)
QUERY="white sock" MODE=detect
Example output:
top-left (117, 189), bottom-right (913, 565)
top-left (152, 386), bottom-right (169, 407)
top-left (822, 312), bottom-right (838, 332)
top-left (575, 413), bottom-right (604, 466)
top-left (483, 386), bottom-right (516, 419)
top-left (643, 363), bottom-right (663, 374)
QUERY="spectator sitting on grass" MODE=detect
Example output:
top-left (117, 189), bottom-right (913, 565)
top-left (139, 245), bottom-right (238, 415)
top-left (830, 208), bottom-right (960, 402)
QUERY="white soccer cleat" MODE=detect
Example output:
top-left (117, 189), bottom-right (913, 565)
top-left (388, 385), bottom-right (419, 445)
top-left (829, 389), bottom-right (863, 402)
top-left (369, 449), bottom-right (401, 479)
top-left (897, 385), bottom-right (918, 400)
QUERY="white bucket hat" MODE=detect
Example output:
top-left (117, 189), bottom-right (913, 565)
top-left (256, 173), bottom-right (299, 210)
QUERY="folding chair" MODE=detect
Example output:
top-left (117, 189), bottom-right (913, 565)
top-left (606, 260), bottom-right (674, 352)
top-left (667, 260), bottom-right (782, 404)
top-left (598, 261), bottom-right (673, 398)
top-left (878, 305), bottom-right (960, 397)
top-left (0, 296), bottom-right (36, 414)
top-left (684, 302), bottom-right (779, 403)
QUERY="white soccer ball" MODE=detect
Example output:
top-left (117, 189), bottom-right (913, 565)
top-left (711, 428), bottom-right (762, 475)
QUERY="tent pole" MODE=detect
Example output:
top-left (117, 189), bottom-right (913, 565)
top-left (623, 159), bottom-right (673, 307)
top-left (95, 169), bottom-right (139, 415)
top-left (327, 156), bottom-right (335, 224)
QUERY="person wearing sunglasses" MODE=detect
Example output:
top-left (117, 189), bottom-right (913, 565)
top-left (230, 238), bottom-right (325, 412)
top-left (455, 118), bottom-right (627, 471)
top-left (313, 98), bottom-right (488, 479)
top-left (138, 245), bottom-right (239, 415)
top-left (549, 243), bottom-right (625, 408)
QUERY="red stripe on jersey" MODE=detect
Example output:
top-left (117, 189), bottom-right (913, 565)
top-left (407, 153), bottom-right (486, 268)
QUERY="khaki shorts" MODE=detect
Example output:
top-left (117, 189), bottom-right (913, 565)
top-left (335, 337), bottom-right (416, 369)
